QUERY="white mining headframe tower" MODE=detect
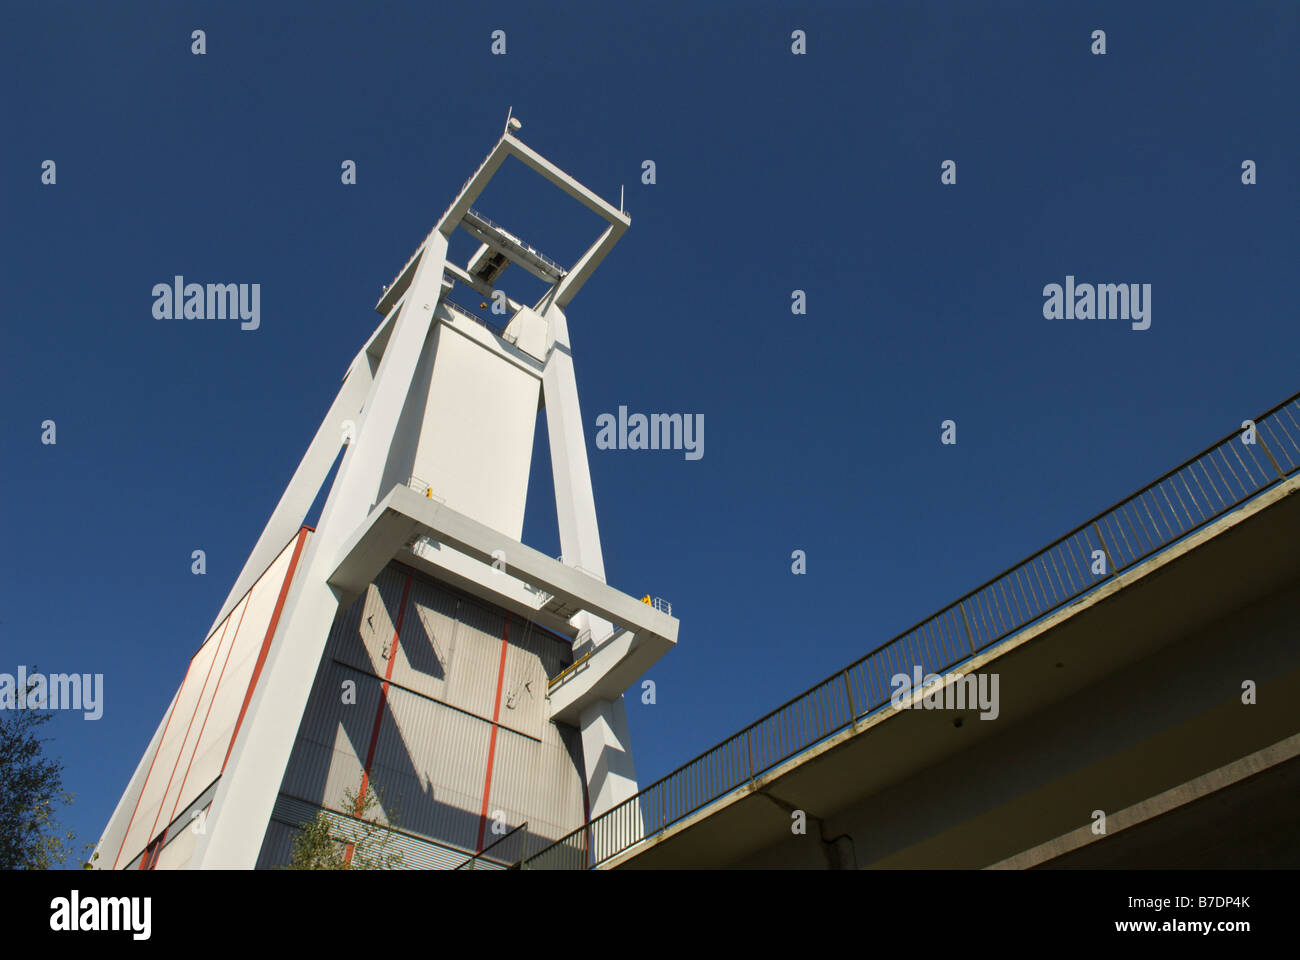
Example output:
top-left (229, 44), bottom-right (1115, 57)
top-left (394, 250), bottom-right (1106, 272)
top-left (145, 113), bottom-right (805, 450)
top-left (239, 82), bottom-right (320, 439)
top-left (95, 115), bottom-right (679, 869)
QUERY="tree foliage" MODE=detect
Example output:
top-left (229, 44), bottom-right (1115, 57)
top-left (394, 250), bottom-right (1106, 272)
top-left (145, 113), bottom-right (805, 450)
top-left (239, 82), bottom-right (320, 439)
top-left (282, 782), bottom-right (404, 870)
top-left (0, 706), bottom-right (78, 869)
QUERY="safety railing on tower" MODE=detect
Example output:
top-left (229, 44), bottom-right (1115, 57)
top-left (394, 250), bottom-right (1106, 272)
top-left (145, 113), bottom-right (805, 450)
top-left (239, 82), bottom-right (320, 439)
top-left (443, 297), bottom-right (510, 339)
top-left (405, 475), bottom-right (440, 499)
top-left (520, 390), bottom-right (1300, 869)
top-left (556, 554), bottom-right (607, 584)
top-left (466, 207), bottom-right (567, 276)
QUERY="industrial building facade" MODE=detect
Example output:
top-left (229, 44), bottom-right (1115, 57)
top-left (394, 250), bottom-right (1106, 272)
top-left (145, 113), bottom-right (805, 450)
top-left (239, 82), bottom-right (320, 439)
top-left (262, 560), bottom-right (587, 865)
top-left (99, 535), bottom-right (591, 870)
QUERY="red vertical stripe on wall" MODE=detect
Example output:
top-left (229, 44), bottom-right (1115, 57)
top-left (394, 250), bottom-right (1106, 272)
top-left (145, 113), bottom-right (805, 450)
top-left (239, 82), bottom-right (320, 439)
top-left (144, 610), bottom-right (230, 847)
top-left (144, 629), bottom-right (224, 842)
top-left (111, 640), bottom-right (201, 871)
top-left (345, 569), bottom-right (413, 867)
top-left (166, 590), bottom-right (246, 831)
top-left (221, 527), bottom-right (309, 773)
top-left (475, 619), bottom-right (511, 854)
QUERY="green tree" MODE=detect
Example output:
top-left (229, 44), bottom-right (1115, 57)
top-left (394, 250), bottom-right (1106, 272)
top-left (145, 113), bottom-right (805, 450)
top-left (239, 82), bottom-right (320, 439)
top-left (282, 782), bottom-right (404, 870)
top-left (0, 703), bottom-right (78, 869)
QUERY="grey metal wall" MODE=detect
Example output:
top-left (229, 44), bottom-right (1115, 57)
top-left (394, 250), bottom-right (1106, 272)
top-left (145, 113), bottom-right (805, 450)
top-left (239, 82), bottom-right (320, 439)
top-left (261, 561), bottom-right (587, 868)
top-left (258, 795), bottom-right (470, 870)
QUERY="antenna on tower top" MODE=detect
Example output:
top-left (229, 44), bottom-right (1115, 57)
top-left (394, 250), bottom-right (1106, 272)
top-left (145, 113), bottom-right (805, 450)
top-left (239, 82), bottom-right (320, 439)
top-left (505, 106), bottom-right (522, 134)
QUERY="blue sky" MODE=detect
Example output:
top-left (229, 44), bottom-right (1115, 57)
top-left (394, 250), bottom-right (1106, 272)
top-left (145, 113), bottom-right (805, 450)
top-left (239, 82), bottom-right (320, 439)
top-left (2, 1), bottom-right (1296, 862)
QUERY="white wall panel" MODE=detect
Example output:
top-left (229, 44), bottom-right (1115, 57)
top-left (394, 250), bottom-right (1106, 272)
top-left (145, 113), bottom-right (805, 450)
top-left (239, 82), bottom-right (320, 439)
top-left (152, 626), bottom-right (228, 831)
top-left (107, 531), bottom-right (309, 867)
top-left (412, 325), bottom-right (541, 540)
top-left (116, 634), bottom-right (219, 863)
top-left (153, 802), bottom-right (207, 870)
top-left (182, 532), bottom-right (307, 813)
top-left (96, 686), bottom-right (180, 868)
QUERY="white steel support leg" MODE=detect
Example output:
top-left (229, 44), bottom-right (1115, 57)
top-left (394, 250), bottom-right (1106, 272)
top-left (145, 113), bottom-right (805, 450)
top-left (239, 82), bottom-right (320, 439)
top-left (541, 304), bottom-right (612, 645)
top-left (192, 233), bottom-right (450, 868)
top-left (206, 351), bottom-right (374, 636)
top-left (579, 696), bottom-right (641, 825)
top-left (541, 302), bottom-right (640, 815)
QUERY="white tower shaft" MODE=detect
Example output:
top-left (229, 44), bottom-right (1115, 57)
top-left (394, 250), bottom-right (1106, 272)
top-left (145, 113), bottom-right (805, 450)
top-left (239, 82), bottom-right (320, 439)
top-left (98, 123), bottom-right (676, 870)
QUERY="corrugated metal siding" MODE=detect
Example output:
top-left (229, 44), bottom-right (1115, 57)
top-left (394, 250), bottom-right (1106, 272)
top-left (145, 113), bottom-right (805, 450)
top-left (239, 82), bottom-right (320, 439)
top-left (320, 578), bottom-right (366, 672)
top-left (283, 657), bottom-right (492, 851)
top-left (385, 828), bottom-right (471, 869)
top-left (323, 565), bottom-right (573, 743)
top-left (385, 573), bottom-right (461, 704)
top-left (443, 594), bottom-right (507, 722)
top-left (280, 660), bottom-right (382, 810)
top-left (496, 618), bottom-right (551, 740)
top-left (372, 685), bottom-right (490, 848)
top-left (259, 794), bottom-right (470, 870)
top-left (514, 615), bottom-right (573, 682)
top-left (255, 820), bottom-right (301, 870)
top-left (276, 559), bottom-right (587, 866)
top-left (325, 564), bottom-right (407, 679)
top-left (486, 724), bottom-right (585, 846)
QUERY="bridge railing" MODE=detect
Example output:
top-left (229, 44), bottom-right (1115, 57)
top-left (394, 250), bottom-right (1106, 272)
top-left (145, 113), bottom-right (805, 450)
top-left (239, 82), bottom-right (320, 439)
top-left (520, 391), bottom-right (1300, 869)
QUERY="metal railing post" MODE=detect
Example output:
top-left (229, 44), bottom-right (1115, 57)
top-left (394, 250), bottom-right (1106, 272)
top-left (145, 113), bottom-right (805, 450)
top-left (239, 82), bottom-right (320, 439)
top-left (1255, 433), bottom-right (1288, 481)
top-left (957, 601), bottom-right (976, 655)
top-left (1092, 521), bottom-right (1118, 578)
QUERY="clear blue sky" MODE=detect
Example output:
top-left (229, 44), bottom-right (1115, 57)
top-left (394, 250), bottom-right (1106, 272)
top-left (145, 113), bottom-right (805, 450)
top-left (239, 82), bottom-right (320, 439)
top-left (2, 1), bottom-right (1296, 863)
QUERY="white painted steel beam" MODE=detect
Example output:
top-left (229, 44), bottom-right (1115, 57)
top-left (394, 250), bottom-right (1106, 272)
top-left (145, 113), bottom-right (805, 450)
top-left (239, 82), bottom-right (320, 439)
top-left (554, 222), bottom-right (625, 310)
top-left (580, 697), bottom-right (642, 822)
top-left (328, 485), bottom-right (678, 649)
top-left (191, 233), bottom-right (451, 869)
top-left (540, 304), bottom-right (610, 635)
top-left (536, 299), bottom-right (645, 812)
top-left (207, 350), bottom-right (373, 635)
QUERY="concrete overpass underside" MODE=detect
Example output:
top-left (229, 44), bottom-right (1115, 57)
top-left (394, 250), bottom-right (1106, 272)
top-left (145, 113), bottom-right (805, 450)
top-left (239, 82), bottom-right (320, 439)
top-left (614, 476), bottom-right (1300, 869)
